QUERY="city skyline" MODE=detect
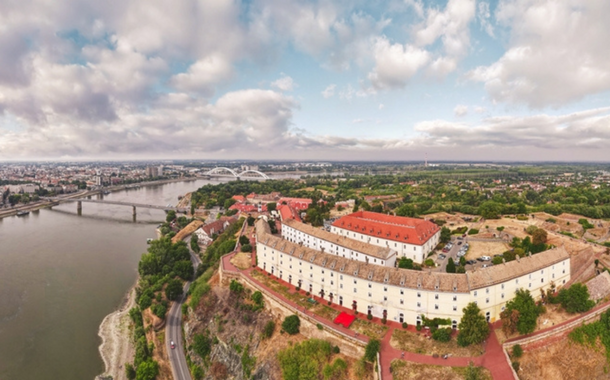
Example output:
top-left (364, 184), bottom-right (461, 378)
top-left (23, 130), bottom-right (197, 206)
top-left (1, 0), bottom-right (609, 162)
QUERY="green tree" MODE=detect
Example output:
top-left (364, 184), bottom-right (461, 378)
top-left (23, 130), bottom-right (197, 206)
top-left (193, 333), bottom-right (212, 360)
top-left (247, 216), bottom-right (255, 226)
top-left (125, 363), bottom-right (136, 380)
top-left (446, 258), bottom-right (456, 273)
top-left (135, 359), bottom-right (159, 380)
top-left (267, 202), bottom-right (277, 211)
top-left (252, 291), bottom-right (264, 306)
top-left (464, 361), bottom-right (482, 380)
top-left (364, 339), bottom-right (381, 362)
top-left (492, 256), bottom-right (503, 265)
top-left (440, 227), bottom-right (451, 244)
top-left (432, 327), bottom-right (452, 342)
top-left (262, 321), bottom-right (275, 339)
top-left (166, 210), bottom-right (176, 223)
top-left (558, 283), bottom-right (595, 313)
top-left (239, 235), bottom-right (250, 245)
top-left (478, 201), bottom-right (503, 219)
top-left (282, 315), bottom-right (301, 335)
top-left (229, 279), bottom-right (244, 293)
top-left (398, 257), bottom-right (414, 269)
top-left (457, 303), bottom-right (490, 347)
top-left (165, 278), bottom-right (183, 301)
top-left (501, 289), bottom-right (541, 335)
top-left (460, 256), bottom-right (466, 266)
top-left (240, 244), bottom-right (252, 252)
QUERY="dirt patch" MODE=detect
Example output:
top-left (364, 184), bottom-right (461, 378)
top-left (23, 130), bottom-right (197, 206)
top-left (351, 318), bottom-right (389, 340)
top-left (390, 329), bottom-right (484, 357)
top-left (230, 251), bottom-right (252, 270)
top-left (465, 241), bottom-right (510, 260)
top-left (516, 336), bottom-right (609, 380)
top-left (390, 359), bottom-right (492, 380)
top-left (494, 304), bottom-right (575, 344)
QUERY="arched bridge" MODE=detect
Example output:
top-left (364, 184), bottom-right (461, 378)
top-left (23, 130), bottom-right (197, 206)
top-left (204, 167), bottom-right (270, 180)
top-left (44, 197), bottom-right (189, 215)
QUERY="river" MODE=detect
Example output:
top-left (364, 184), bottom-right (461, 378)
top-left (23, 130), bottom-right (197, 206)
top-left (0, 179), bottom-right (225, 380)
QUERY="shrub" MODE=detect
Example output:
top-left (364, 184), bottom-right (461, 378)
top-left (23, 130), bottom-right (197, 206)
top-left (492, 256), bottom-right (504, 265)
top-left (240, 244), bottom-right (252, 253)
top-left (432, 327), bottom-right (452, 342)
top-left (251, 291), bottom-right (264, 307)
top-left (558, 283), bottom-right (595, 313)
top-left (402, 322), bottom-right (408, 329)
top-left (317, 323), bottom-right (324, 330)
top-left (229, 280), bottom-right (244, 294)
top-left (262, 321), bottom-right (275, 339)
top-left (497, 226), bottom-right (505, 232)
top-left (367, 314), bottom-right (373, 320)
top-left (512, 344), bottom-right (523, 358)
top-left (364, 339), bottom-right (381, 362)
top-left (332, 345), bottom-right (340, 354)
top-left (468, 229), bottom-right (479, 235)
top-left (424, 258), bottom-right (435, 267)
top-left (546, 218), bottom-right (557, 223)
top-left (381, 318), bottom-right (387, 325)
top-left (239, 235), bottom-right (250, 245)
top-left (151, 303), bottom-right (167, 319)
top-left (512, 361), bottom-right (520, 372)
top-left (282, 315), bottom-right (301, 335)
top-left (416, 324), bottom-right (422, 331)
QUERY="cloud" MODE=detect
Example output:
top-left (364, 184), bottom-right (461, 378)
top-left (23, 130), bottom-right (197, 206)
top-left (170, 55), bottom-right (233, 96)
top-left (271, 74), bottom-right (296, 91)
top-left (454, 105), bottom-right (468, 117)
top-left (477, 1), bottom-right (494, 37)
top-left (468, 0), bottom-right (610, 108)
top-left (367, 37), bottom-right (430, 90)
top-left (379, 103), bottom-right (385, 110)
top-left (321, 84), bottom-right (336, 98)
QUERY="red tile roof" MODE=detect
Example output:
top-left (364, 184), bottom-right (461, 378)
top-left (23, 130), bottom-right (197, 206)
top-left (277, 204), bottom-right (301, 222)
top-left (279, 197), bottom-right (312, 210)
top-left (331, 211), bottom-right (439, 246)
top-left (232, 195), bottom-right (246, 202)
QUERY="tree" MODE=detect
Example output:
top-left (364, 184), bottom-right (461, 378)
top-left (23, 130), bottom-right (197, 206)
top-left (532, 228), bottom-right (548, 245)
top-left (166, 210), bottom-right (176, 223)
top-left (440, 227), bottom-right (451, 244)
top-left (478, 201), bottom-right (503, 219)
top-left (492, 256), bottom-right (503, 265)
top-left (267, 202), bottom-right (277, 212)
top-left (460, 256), bottom-right (466, 266)
top-left (282, 315), bottom-right (301, 335)
top-left (432, 327), bottom-right (452, 342)
top-left (165, 279), bottom-right (183, 301)
top-left (446, 258), bottom-right (456, 273)
top-left (364, 339), bottom-right (381, 362)
top-left (558, 283), bottom-right (595, 313)
top-left (398, 257), bottom-right (414, 269)
top-left (135, 359), bottom-right (159, 380)
top-left (125, 363), bottom-right (136, 380)
top-left (457, 302), bottom-right (489, 347)
top-left (229, 279), bottom-right (244, 293)
top-left (240, 244), bottom-right (252, 252)
top-left (239, 235), bottom-right (250, 245)
top-left (501, 289), bottom-right (541, 335)
top-left (247, 216), bottom-right (255, 226)
top-left (464, 361), bottom-right (483, 380)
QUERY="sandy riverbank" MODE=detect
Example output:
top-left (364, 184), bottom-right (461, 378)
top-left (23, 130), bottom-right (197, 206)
top-left (97, 284), bottom-right (137, 380)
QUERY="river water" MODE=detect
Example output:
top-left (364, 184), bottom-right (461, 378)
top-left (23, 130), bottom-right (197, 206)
top-left (0, 179), bottom-right (224, 380)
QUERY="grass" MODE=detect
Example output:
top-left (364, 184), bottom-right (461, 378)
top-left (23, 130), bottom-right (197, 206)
top-left (390, 359), bottom-right (492, 380)
top-left (390, 329), bottom-right (484, 357)
top-left (351, 318), bottom-right (389, 340)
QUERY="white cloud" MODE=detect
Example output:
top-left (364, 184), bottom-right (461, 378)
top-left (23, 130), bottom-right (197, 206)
top-left (271, 74), bottom-right (296, 91)
top-left (352, 118), bottom-right (364, 124)
top-left (468, 0), bottom-right (610, 108)
top-left (379, 103), bottom-right (385, 110)
top-left (367, 36), bottom-right (430, 90)
top-left (477, 1), bottom-right (494, 37)
top-left (321, 84), bottom-right (336, 98)
top-left (474, 106), bottom-right (486, 114)
top-left (454, 105), bottom-right (468, 117)
top-left (170, 54), bottom-right (232, 96)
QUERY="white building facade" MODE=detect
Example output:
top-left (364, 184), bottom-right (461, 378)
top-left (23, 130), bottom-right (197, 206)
top-left (256, 219), bottom-right (571, 326)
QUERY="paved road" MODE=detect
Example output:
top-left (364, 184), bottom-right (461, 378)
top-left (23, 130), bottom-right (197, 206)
top-left (166, 282), bottom-right (192, 380)
top-left (167, 239), bottom-right (201, 380)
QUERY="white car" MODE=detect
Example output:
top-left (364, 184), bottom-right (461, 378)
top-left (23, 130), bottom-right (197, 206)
top-left (480, 256), bottom-right (491, 261)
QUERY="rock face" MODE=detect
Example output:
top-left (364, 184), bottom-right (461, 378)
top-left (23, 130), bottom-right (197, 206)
top-left (183, 277), bottom-right (279, 380)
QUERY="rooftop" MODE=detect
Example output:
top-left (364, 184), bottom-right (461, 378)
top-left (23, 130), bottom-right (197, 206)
top-left (332, 211), bottom-right (440, 245)
top-left (283, 218), bottom-right (396, 260)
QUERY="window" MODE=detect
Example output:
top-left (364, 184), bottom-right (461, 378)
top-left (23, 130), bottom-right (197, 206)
top-left (435, 294), bottom-right (439, 300)
top-left (474, 291), bottom-right (478, 296)
top-left (486, 298), bottom-right (489, 304)
top-left (453, 296), bottom-right (457, 301)
top-left (435, 304), bottom-right (439, 310)
top-left (529, 283), bottom-right (532, 288)
top-left (541, 278), bottom-right (544, 283)
top-left (340, 284), bottom-right (343, 289)
top-left (417, 302), bottom-right (421, 308)
top-left (331, 281), bottom-right (334, 285)
top-left (486, 288), bottom-right (489, 294)
top-left (340, 275), bottom-right (343, 280)
top-left (368, 292), bottom-right (372, 297)
top-left (384, 287), bottom-right (388, 292)
top-left (400, 289), bottom-right (404, 295)
top-left (384, 296), bottom-right (387, 301)
top-left (400, 299), bottom-right (404, 305)
top-left (501, 293), bottom-right (504, 299)
top-left (501, 284), bottom-right (504, 290)
top-left (354, 280), bottom-right (357, 284)
top-left (417, 292), bottom-right (421, 298)
top-left (310, 274), bottom-right (313, 278)
top-left (368, 283), bottom-right (372, 288)
top-left (299, 270), bottom-right (302, 274)
top-left (453, 306), bottom-right (457, 311)
top-left (354, 288), bottom-right (357, 293)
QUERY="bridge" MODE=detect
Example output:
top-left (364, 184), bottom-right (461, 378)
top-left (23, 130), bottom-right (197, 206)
top-left (43, 197), bottom-right (189, 217)
top-left (204, 167), bottom-right (270, 180)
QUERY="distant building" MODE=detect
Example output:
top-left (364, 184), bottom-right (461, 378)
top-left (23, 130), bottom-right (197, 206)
top-left (146, 166), bottom-right (159, 178)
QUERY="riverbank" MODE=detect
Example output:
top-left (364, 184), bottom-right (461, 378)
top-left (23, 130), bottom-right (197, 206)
top-left (97, 283), bottom-right (137, 380)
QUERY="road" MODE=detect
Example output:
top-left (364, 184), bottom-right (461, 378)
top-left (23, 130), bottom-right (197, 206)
top-left (166, 239), bottom-right (201, 380)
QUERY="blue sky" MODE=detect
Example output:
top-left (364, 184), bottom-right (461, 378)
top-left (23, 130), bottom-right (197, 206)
top-left (0, 0), bottom-right (609, 161)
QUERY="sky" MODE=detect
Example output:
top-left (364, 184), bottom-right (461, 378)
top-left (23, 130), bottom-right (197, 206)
top-left (0, 0), bottom-right (609, 162)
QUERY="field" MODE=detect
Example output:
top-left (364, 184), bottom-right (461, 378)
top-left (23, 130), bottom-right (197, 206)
top-left (390, 329), bottom-right (484, 357)
top-left (390, 359), bottom-right (492, 380)
top-left (464, 241), bottom-right (510, 260)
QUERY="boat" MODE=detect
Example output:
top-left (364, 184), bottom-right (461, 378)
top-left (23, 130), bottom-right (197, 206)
top-left (16, 210), bottom-right (30, 216)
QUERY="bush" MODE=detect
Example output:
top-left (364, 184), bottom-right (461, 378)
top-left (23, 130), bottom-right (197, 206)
top-left (367, 313), bottom-right (373, 320)
top-left (512, 361), bottom-right (520, 372)
top-left (151, 303), bottom-right (167, 319)
top-left (512, 344), bottom-right (523, 358)
top-left (432, 327), bottom-right (452, 342)
top-left (468, 229), bottom-right (479, 235)
top-left (492, 256), bottom-right (504, 265)
top-left (317, 323), bottom-right (324, 330)
top-left (332, 345), bottom-right (340, 354)
top-left (229, 279), bottom-right (244, 293)
top-left (381, 318), bottom-right (387, 325)
top-left (251, 291), bottom-right (264, 307)
top-left (558, 283), bottom-right (595, 313)
top-left (424, 258), bottom-right (435, 267)
top-left (416, 324), bottom-right (422, 331)
top-left (239, 235), bottom-right (250, 246)
top-left (165, 278), bottom-right (184, 301)
top-left (282, 315), bottom-right (301, 335)
top-left (240, 244), bottom-right (252, 253)
top-left (262, 321), bottom-right (275, 339)
top-left (364, 339), bottom-right (381, 362)
top-left (402, 322), bottom-right (408, 329)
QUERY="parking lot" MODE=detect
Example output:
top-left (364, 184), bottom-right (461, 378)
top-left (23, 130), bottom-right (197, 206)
top-left (433, 236), bottom-right (499, 272)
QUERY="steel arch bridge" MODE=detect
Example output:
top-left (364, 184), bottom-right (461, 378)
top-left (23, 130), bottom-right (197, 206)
top-left (205, 167), bottom-right (270, 179)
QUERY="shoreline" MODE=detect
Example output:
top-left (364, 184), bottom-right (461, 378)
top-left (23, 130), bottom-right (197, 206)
top-left (96, 281), bottom-right (138, 380)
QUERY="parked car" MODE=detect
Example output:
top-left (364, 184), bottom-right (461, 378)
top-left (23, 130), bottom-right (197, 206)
top-left (481, 256), bottom-right (491, 261)
top-left (171, 341), bottom-right (175, 349)
top-left (482, 263), bottom-right (492, 268)
top-left (458, 241), bottom-right (462, 245)
top-left (476, 257), bottom-right (485, 262)
top-left (467, 260), bottom-right (477, 265)
top-left (438, 254), bottom-right (446, 260)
